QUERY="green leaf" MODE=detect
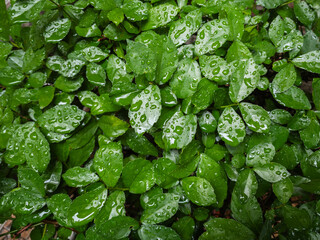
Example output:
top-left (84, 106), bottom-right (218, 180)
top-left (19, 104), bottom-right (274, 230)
top-left (271, 63), bottom-right (296, 93)
top-left (95, 190), bottom-right (126, 226)
top-left (78, 91), bottom-right (121, 115)
top-left (172, 216), bottom-right (195, 240)
top-left (136, 31), bottom-right (179, 85)
top-left (0, 0), bottom-right (9, 41)
top-left (306, 150), bottom-right (320, 168)
top-left (198, 111), bottom-right (217, 133)
top-left (55, 75), bottom-right (84, 93)
top-left (233, 169), bottom-right (258, 204)
top-left (292, 50), bottom-right (320, 74)
top-left (141, 193), bottom-right (179, 224)
top-left (181, 176), bottom-right (216, 206)
top-left (86, 62), bottom-right (106, 86)
top-left (122, 0), bottom-right (149, 22)
top-left (4, 122), bottom-right (50, 172)
top-left (41, 161), bottom-right (62, 193)
top-left (123, 129), bottom-right (158, 156)
top-left (138, 224), bottom-right (181, 240)
top-left (199, 218), bottom-right (255, 240)
top-left (47, 193), bottom-right (71, 226)
top-left (313, 78), bottom-right (320, 110)
top-left (272, 177), bottom-right (293, 203)
top-left (67, 186), bottom-right (108, 227)
top-left (162, 111), bottom-right (197, 150)
top-left (107, 8), bottom-right (124, 26)
top-left (103, 23), bottom-right (133, 41)
top-left (239, 102), bottom-right (271, 133)
top-left (38, 85), bottom-right (55, 109)
top-left (195, 19), bottom-right (230, 56)
top-left (217, 107), bottom-right (246, 147)
top-left (38, 105), bottom-right (86, 134)
top-left (76, 23), bottom-right (101, 38)
top-left (0, 66), bottom-right (25, 86)
top-left (229, 58), bottom-right (260, 103)
top-left (93, 141), bottom-right (123, 187)
top-left (246, 141), bottom-right (275, 167)
top-left (253, 162), bottom-right (290, 183)
top-left (230, 194), bottom-right (263, 234)
top-left (106, 54), bottom-right (133, 84)
top-left (228, 41), bottom-right (254, 65)
top-left (269, 16), bottom-right (284, 47)
top-left (197, 154), bottom-right (227, 207)
top-left (226, 8), bottom-right (244, 41)
top-left (22, 48), bottom-right (45, 74)
top-left (170, 58), bottom-right (201, 99)
top-left (98, 115), bottom-right (129, 138)
top-left (18, 166), bottom-right (45, 196)
top-left (270, 85), bottom-right (312, 110)
top-left (9, 0), bottom-right (45, 23)
top-left (95, 216), bottom-right (139, 239)
top-left (281, 205), bottom-right (312, 230)
top-left (2, 188), bottom-right (45, 214)
top-left (81, 46), bottom-right (108, 62)
top-left (294, 0), bottom-right (315, 28)
top-left (269, 109), bottom-right (292, 125)
top-left (126, 40), bottom-right (157, 75)
top-left (199, 55), bottom-right (230, 83)
top-left (62, 167), bottom-right (99, 187)
top-left (44, 18), bottom-right (71, 43)
top-left (169, 9), bottom-right (202, 46)
top-left (129, 85), bottom-right (161, 134)
top-left (153, 158), bottom-right (178, 189)
top-left (122, 158), bottom-right (155, 194)
top-left (299, 118), bottom-right (320, 149)
top-left (46, 56), bottom-right (85, 78)
top-left (141, 3), bottom-right (180, 31)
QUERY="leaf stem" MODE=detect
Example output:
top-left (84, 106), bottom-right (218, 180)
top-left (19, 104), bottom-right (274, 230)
top-left (107, 187), bottom-right (130, 191)
top-left (280, 0), bottom-right (294, 7)
top-left (219, 103), bottom-right (239, 109)
top-left (41, 224), bottom-right (47, 239)
top-left (47, 0), bottom-right (60, 7)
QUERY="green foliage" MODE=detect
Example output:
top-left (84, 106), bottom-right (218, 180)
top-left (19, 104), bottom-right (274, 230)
top-left (0, 0), bottom-right (320, 239)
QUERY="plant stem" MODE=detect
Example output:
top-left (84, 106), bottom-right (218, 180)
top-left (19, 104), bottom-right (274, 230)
top-left (219, 103), bottom-right (239, 109)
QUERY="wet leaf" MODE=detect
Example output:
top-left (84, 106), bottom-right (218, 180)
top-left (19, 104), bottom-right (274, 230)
top-left (129, 85), bottom-right (161, 134)
top-left (197, 154), bottom-right (227, 207)
top-left (122, 158), bottom-right (155, 194)
top-left (181, 176), bottom-right (216, 206)
top-left (4, 122), bottom-right (50, 172)
top-left (229, 58), bottom-right (260, 103)
top-left (199, 218), bottom-right (255, 240)
top-left (93, 141), bottom-right (123, 187)
top-left (292, 50), bottom-right (320, 74)
top-left (44, 18), bottom-right (71, 43)
top-left (138, 224), bottom-right (181, 240)
top-left (141, 3), bottom-right (180, 31)
top-left (271, 63), bottom-right (296, 93)
top-left (272, 177), bottom-right (293, 203)
top-left (62, 167), bottom-right (99, 187)
top-left (126, 40), bottom-right (157, 75)
top-left (162, 111), bottom-right (197, 150)
top-left (195, 19), bottom-right (230, 56)
top-left (38, 105), bottom-right (86, 134)
top-left (253, 162), bottom-right (290, 183)
top-left (67, 186), bottom-right (108, 227)
top-left (141, 193), bottom-right (179, 224)
top-left (217, 107), bottom-right (246, 147)
top-left (169, 9), bottom-right (202, 47)
top-left (170, 58), bottom-right (201, 99)
top-left (239, 102), bottom-right (271, 133)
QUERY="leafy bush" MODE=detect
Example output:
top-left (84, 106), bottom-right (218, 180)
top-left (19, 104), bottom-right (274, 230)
top-left (0, 0), bottom-right (320, 239)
